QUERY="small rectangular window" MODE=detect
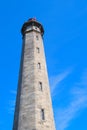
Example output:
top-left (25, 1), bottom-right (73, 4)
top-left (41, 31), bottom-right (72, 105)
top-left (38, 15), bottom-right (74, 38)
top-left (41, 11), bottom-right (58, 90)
top-left (37, 63), bottom-right (41, 69)
top-left (39, 82), bottom-right (42, 91)
top-left (35, 27), bottom-right (37, 30)
top-left (36, 47), bottom-right (40, 53)
top-left (36, 35), bottom-right (39, 40)
top-left (41, 109), bottom-right (45, 120)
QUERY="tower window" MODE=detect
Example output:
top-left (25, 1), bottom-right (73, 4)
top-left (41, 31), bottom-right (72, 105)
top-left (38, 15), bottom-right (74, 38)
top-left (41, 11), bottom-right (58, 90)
top-left (39, 82), bottom-right (42, 91)
top-left (36, 47), bottom-right (40, 53)
top-left (36, 35), bottom-right (39, 40)
top-left (35, 27), bottom-right (37, 30)
top-left (41, 109), bottom-right (45, 120)
top-left (37, 63), bottom-right (41, 69)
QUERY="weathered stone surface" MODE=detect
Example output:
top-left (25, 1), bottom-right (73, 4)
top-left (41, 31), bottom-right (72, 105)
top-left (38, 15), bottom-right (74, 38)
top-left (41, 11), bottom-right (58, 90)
top-left (13, 19), bottom-right (56, 130)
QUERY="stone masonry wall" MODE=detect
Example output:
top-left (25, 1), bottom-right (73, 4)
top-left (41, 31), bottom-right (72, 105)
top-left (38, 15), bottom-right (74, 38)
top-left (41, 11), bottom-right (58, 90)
top-left (13, 26), bottom-right (56, 130)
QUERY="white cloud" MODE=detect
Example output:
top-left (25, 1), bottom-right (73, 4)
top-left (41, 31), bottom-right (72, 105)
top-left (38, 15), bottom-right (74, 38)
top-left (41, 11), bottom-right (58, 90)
top-left (55, 68), bottom-right (87, 130)
top-left (56, 89), bottom-right (87, 130)
top-left (8, 100), bottom-right (16, 114)
top-left (50, 67), bottom-right (73, 97)
top-left (10, 90), bottom-right (17, 95)
top-left (8, 90), bottom-right (16, 114)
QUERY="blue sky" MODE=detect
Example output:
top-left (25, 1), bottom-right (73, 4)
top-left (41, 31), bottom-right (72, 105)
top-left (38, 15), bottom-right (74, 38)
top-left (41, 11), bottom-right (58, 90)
top-left (0, 0), bottom-right (87, 130)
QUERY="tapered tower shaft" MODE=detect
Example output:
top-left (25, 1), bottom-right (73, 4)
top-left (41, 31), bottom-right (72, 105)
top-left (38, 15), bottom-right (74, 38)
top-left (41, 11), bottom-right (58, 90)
top-left (13, 18), bottom-right (55, 130)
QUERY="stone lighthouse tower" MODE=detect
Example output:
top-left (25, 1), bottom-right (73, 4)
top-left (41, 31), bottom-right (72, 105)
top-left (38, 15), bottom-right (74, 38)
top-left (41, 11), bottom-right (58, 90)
top-left (13, 18), bottom-right (56, 130)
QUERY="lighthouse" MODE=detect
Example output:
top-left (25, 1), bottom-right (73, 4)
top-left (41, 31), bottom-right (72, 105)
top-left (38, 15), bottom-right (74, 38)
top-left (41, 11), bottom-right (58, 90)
top-left (13, 18), bottom-right (56, 130)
